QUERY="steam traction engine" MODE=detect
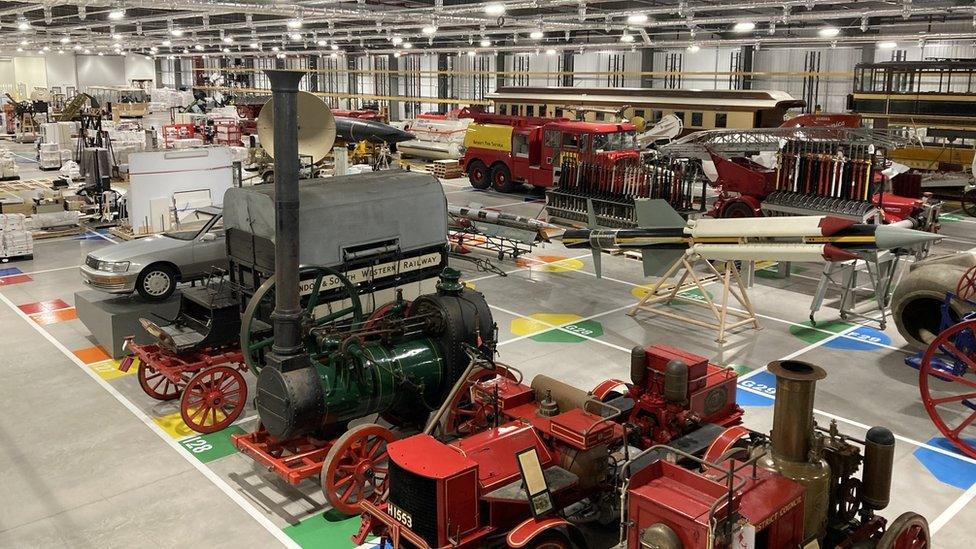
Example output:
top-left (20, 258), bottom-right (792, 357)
top-left (354, 345), bottom-right (746, 548)
top-left (621, 360), bottom-right (930, 549)
top-left (224, 70), bottom-right (502, 517)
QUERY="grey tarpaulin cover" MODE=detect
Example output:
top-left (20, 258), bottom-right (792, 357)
top-left (223, 169), bottom-right (447, 266)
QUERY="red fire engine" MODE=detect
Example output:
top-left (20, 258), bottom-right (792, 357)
top-left (460, 113), bottom-right (640, 193)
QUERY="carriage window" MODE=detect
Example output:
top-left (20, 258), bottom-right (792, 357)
top-left (691, 112), bottom-right (703, 127)
top-left (544, 130), bottom-right (561, 148)
top-left (634, 109), bottom-right (645, 118)
top-left (514, 134), bottom-right (530, 157)
top-left (715, 113), bottom-right (728, 128)
top-left (562, 133), bottom-right (579, 149)
top-left (526, 105), bottom-right (535, 116)
top-left (673, 112), bottom-right (685, 123)
top-left (653, 110), bottom-right (663, 121)
top-left (555, 108), bottom-right (564, 117)
top-left (499, 104), bottom-right (508, 115)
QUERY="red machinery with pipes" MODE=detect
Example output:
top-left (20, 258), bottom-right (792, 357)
top-left (620, 360), bottom-right (930, 549)
top-left (353, 344), bottom-right (747, 548)
top-left (460, 112), bottom-right (640, 193)
top-left (591, 344), bottom-right (743, 448)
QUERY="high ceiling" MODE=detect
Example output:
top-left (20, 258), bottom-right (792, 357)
top-left (0, 0), bottom-right (973, 57)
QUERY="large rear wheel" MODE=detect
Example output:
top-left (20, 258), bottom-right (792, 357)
top-left (491, 163), bottom-right (519, 193)
top-left (467, 159), bottom-right (490, 190)
top-left (321, 423), bottom-right (395, 516)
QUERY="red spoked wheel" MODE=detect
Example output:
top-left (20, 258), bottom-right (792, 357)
top-left (443, 366), bottom-right (518, 437)
top-left (137, 361), bottom-right (180, 401)
top-left (877, 512), bottom-right (929, 549)
top-left (322, 423), bottom-right (395, 516)
top-left (956, 264), bottom-right (976, 301)
top-left (919, 319), bottom-right (976, 459)
top-left (179, 365), bottom-right (247, 434)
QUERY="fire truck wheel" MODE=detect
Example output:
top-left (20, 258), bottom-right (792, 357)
top-left (877, 512), bottom-right (929, 549)
top-left (490, 163), bottom-right (518, 193)
top-left (527, 532), bottom-right (573, 549)
top-left (322, 423), bottom-right (396, 516)
top-left (467, 160), bottom-right (490, 189)
top-left (721, 201), bottom-right (756, 218)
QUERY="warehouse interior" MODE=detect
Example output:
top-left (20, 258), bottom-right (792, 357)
top-left (0, 1), bottom-right (974, 548)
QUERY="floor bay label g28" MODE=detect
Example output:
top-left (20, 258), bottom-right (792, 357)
top-left (387, 502), bottom-right (413, 528)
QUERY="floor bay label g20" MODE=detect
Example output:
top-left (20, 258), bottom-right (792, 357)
top-left (386, 502), bottom-right (413, 528)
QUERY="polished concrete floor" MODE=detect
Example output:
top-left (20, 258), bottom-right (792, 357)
top-left (0, 135), bottom-right (974, 548)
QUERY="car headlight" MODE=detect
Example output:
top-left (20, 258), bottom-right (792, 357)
top-left (96, 260), bottom-right (130, 273)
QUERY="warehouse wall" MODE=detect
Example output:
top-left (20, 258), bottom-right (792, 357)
top-left (45, 54), bottom-right (78, 92)
top-left (75, 55), bottom-right (127, 89)
top-left (0, 53), bottom-right (155, 100)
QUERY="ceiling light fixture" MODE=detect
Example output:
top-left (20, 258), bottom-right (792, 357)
top-left (480, 38), bottom-right (491, 47)
top-left (391, 36), bottom-right (403, 45)
top-left (317, 39), bottom-right (328, 46)
top-left (545, 48), bottom-right (557, 55)
top-left (818, 26), bottom-right (840, 38)
top-left (687, 44), bottom-right (700, 52)
top-left (108, 7), bottom-right (125, 20)
top-left (878, 41), bottom-right (898, 49)
top-left (530, 30), bottom-right (543, 39)
top-left (16, 15), bottom-right (30, 31)
top-left (620, 32), bottom-right (634, 43)
top-left (484, 3), bottom-right (505, 16)
top-left (422, 24), bottom-right (437, 35)
top-left (290, 32), bottom-right (302, 41)
top-left (223, 36), bottom-right (234, 43)
top-left (627, 13), bottom-right (648, 24)
top-left (249, 42), bottom-right (259, 49)
top-left (732, 21), bottom-right (755, 32)
top-left (332, 43), bottom-right (340, 50)
top-left (194, 44), bottom-right (204, 51)
top-left (60, 36), bottom-right (70, 44)
top-left (170, 28), bottom-right (184, 37)
top-left (287, 19), bottom-right (303, 29)
top-left (467, 50), bottom-right (476, 57)
top-left (162, 39), bottom-right (172, 46)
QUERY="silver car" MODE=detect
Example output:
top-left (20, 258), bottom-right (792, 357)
top-left (80, 207), bottom-right (228, 301)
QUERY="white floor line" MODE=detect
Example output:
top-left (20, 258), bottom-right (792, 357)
top-left (495, 301), bottom-right (638, 349)
top-left (9, 265), bottom-right (81, 277)
top-left (737, 384), bottom-right (976, 467)
top-left (0, 292), bottom-right (297, 549)
top-left (85, 229), bottom-right (119, 243)
top-left (930, 482), bottom-right (976, 534)
top-left (463, 252), bottom-right (592, 284)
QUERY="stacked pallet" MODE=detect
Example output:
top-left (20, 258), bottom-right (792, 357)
top-left (0, 149), bottom-right (19, 180)
top-left (429, 159), bottom-right (463, 179)
top-left (0, 214), bottom-right (33, 259)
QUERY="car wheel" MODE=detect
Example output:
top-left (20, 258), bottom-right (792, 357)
top-left (490, 163), bottom-right (519, 193)
top-left (136, 265), bottom-right (177, 301)
top-left (262, 170), bottom-right (275, 184)
top-left (467, 160), bottom-right (490, 190)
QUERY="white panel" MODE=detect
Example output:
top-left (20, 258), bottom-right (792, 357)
top-left (127, 147), bottom-right (234, 235)
top-left (13, 57), bottom-right (47, 93)
top-left (0, 59), bottom-right (15, 95)
top-left (76, 54), bottom-right (126, 90)
top-left (44, 54), bottom-right (77, 90)
top-left (123, 54), bottom-right (155, 86)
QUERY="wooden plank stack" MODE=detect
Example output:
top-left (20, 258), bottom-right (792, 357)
top-left (429, 159), bottom-right (463, 179)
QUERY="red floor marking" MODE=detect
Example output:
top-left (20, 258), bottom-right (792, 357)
top-left (0, 274), bottom-right (33, 286)
top-left (29, 307), bottom-right (78, 325)
top-left (73, 346), bottom-right (111, 364)
top-left (18, 299), bottom-right (71, 315)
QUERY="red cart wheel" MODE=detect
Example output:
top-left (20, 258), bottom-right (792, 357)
top-left (321, 423), bottom-right (395, 516)
top-left (919, 320), bottom-right (976, 459)
top-left (180, 365), bottom-right (247, 434)
top-left (443, 365), bottom-right (518, 436)
top-left (137, 361), bottom-right (180, 401)
top-left (877, 512), bottom-right (929, 549)
top-left (956, 264), bottom-right (976, 300)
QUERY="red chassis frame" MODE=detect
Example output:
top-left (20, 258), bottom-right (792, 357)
top-left (121, 340), bottom-right (247, 434)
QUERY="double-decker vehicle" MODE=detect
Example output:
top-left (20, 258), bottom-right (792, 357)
top-left (852, 60), bottom-right (976, 171)
top-left (460, 113), bottom-right (639, 192)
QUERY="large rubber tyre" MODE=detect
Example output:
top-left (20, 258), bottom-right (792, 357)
top-left (261, 170), bottom-right (274, 184)
top-left (136, 264), bottom-right (177, 301)
top-left (526, 533), bottom-right (573, 549)
top-left (721, 200), bottom-right (757, 218)
top-left (891, 263), bottom-right (976, 350)
top-left (490, 163), bottom-right (519, 193)
top-left (962, 189), bottom-right (976, 218)
top-left (467, 159), bottom-right (490, 190)
top-left (877, 511), bottom-right (929, 549)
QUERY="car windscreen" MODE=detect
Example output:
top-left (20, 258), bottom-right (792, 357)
top-left (163, 212), bottom-right (222, 241)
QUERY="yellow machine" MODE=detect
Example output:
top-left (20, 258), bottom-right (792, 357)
top-left (462, 123), bottom-right (513, 152)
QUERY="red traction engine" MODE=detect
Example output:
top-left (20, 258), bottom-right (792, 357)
top-left (621, 360), bottom-right (930, 549)
top-left (592, 344), bottom-right (744, 448)
top-left (355, 373), bottom-right (625, 548)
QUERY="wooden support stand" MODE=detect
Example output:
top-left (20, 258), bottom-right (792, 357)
top-left (629, 253), bottom-right (760, 343)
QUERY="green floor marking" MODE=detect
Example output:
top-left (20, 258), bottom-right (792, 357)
top-left (788, 319), bottom-right (853, 344)
top-left (179, 425), bottom-right (245, 464)
top-left (283, 510), bottom-right (365, 548)
top-left (533, 319), bottom-right (604, 343)
top-left (756, 264), bottom-right (808, 279)
top-left (940, 213), bottom-right (964, 223)
top-left (727, 363), bottom-right (753, 375)
top-left (674, 287), bottom-right (714, 303)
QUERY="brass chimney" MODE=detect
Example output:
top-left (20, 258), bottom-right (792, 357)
top-left (761, 360), bottom-right (831, 543)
